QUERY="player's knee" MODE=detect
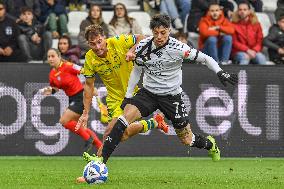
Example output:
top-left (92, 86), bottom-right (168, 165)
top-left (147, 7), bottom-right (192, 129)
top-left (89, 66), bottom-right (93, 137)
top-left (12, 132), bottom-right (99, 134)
top-left (123, 105), bottom-right (141, 123)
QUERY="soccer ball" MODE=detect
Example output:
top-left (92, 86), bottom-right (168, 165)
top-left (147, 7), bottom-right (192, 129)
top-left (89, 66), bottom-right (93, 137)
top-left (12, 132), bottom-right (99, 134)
top-left (83, 160), bottom-right (108, 184)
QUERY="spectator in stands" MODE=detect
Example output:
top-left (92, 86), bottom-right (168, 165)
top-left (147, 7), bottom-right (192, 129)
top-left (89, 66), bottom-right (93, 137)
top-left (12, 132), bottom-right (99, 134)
top-left (4, 0), bottom-right (41, 22)
top-left (231, 1), bottom-right (266, 65)
top-left (78, 4), bottom-right (109, 55)
top-left (199, 3), bottom-right (234, 64)
top-left (108, 3), bottom-right (142, 36)
top-left (18, 7), bottom-right (52, 61)
top-left (39, 0), bottom-right (68, 38)
top-left (159, 0), bottom-right (184, 30)
top-left (234, 0), bottom-right (263, 12)
top-left (263, 15), bottom-right (284, 64)
top-left (0, 2), bottom-right (25, 62)
top-left (58, 35), bottom-right (81, 64)
top-left (187, 0), bottom-right (211, 33)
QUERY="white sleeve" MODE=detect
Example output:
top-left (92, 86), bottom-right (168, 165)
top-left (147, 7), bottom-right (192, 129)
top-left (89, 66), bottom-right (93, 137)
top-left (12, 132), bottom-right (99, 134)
top-left (125, 64), bottom-right (143, 98)
top-left (182, 45), bottom-right (222, 74)
top-left (194, 50), bottom-right (222, 73)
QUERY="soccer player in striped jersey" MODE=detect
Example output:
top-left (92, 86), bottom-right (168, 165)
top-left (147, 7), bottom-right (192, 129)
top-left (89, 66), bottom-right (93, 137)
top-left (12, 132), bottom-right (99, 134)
top-left (40, 48), bottom-right (102, 150)
top-left (83, 15), bottom-right (238, 165)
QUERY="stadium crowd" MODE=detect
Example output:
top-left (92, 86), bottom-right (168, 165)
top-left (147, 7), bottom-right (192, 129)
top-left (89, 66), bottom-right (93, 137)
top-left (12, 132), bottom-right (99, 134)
top-left (0, 0), bottom-right (283, 64)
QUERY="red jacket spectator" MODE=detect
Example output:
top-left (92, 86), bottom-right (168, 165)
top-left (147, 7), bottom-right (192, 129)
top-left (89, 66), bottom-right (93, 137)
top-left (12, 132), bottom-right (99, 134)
top-left (231, 12), bottom-right (263, 56)
top-left (198, 11), bottom-right (234, 49)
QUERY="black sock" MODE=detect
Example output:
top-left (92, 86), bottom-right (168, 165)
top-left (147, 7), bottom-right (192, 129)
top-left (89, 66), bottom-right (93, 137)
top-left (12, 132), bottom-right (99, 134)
top-left (102, 117), bottom-right (128, 163)
top-left (191, 134), bottom-right (213, 150)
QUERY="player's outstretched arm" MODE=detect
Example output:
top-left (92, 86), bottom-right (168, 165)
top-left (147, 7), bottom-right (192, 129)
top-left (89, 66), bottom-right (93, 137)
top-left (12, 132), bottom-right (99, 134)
top-left (193, 50), bottom-right (238, 86)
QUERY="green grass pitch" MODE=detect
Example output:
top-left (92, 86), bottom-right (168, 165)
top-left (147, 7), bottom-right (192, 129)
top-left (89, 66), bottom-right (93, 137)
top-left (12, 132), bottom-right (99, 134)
top-left (0, 157), bottom-right (283, 189)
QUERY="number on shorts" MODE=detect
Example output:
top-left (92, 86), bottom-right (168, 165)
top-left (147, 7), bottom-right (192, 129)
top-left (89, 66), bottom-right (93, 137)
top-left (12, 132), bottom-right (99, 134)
top-left (173, 102), bottom-right (181, 119)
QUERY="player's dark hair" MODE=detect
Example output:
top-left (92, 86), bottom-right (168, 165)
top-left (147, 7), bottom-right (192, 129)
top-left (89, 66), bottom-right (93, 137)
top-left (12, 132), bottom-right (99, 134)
top-left (85, 24), bottom-right (105, 41)
top-left (237, 0), bottom-right (251, 9)
top-left (58, 35), bottom-right (72, 50)
top-left (150, 14), bottom-right (171, 30)
top-left (20, 6), bottom-right (33, 14)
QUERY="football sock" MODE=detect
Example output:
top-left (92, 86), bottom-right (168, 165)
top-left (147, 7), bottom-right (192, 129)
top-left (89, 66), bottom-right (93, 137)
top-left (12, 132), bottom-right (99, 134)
top-left (191, 133), bottom-right (213, 150)
top-left (102, 115), bottom-right (129, 164)
top-left (64, 121), bottom-right (90, 141)
top-left (140, 118), bottom-right (157, 133)
top-left (86, 129), bottom-right (103, 149)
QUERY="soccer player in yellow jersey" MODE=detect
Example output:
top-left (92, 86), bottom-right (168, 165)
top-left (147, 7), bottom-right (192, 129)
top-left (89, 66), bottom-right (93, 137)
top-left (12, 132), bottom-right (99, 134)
top-left (75, 25), bottom-right (168, 163)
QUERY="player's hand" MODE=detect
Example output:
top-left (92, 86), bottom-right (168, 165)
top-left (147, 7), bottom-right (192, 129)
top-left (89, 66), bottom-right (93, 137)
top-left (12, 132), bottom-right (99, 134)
top-left (75, 110), bottom-right (89, 131)
top-left (39, 86), bottom-right (53, 95)
top-left (126, 51), bottom-right (136, 61)
top-left (120, 97), bottom-right (131, 110)
top-left (217, 71), bottom-right (238, 86)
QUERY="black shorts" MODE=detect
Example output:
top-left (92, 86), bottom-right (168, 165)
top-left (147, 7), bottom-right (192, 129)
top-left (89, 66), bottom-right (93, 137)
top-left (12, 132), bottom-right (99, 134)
top-left (128, 88), bottom-right (189, 129)
top-left (68, 90), bottom-right (84, 115)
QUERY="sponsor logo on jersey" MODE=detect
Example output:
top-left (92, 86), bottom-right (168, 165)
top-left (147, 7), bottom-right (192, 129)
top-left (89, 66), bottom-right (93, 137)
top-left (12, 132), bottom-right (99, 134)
top-left (184, 50), bottom-right (190, 58)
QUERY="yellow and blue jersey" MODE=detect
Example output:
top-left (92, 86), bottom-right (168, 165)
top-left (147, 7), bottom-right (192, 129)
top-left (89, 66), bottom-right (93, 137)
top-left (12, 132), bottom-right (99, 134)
top-left (84, 34), bottom-right (137, 118)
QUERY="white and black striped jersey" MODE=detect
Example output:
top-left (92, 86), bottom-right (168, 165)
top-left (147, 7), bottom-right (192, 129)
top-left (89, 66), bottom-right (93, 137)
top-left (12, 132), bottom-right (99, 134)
top-left (134, 36), bottom-right (199, 95)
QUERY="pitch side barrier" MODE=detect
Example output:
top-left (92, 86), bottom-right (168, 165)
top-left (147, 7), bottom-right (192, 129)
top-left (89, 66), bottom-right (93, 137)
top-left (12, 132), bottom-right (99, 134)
top-left (0, 64), bottom-right (283, 157)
